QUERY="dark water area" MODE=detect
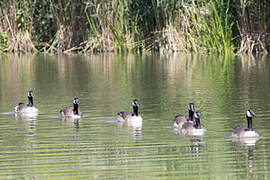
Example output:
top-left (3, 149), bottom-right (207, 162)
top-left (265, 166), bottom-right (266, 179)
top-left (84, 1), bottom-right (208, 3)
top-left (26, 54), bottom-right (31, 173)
top-left (0, 53), bottom-right (269, 179)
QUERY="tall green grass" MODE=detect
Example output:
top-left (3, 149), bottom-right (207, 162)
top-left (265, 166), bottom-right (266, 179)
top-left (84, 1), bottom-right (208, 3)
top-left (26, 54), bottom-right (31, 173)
top-left (183, 0), bottom-right (234, 54)
top-left (84, 0), bottom-right (141, 53)
top-left (0, 0), bottom-right (269, 54)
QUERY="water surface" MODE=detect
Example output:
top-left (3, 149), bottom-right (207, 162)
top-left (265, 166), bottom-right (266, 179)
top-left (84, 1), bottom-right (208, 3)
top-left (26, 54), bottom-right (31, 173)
top-left (0, 53), bottom-right (270, 179)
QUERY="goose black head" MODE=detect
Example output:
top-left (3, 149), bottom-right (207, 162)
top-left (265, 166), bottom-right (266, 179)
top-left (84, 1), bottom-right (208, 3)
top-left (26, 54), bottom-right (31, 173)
top-left (194, 111), bottom-right (202, 129)
top-left (27, 90), bottom-right (34, 107)
top-left (132, 99), bottom-right (139, 107)
top-left (247, 109), bottom-right (256, 118)
top-left (73, 97), bottom-right (80, 115)
top-left (73, 97), bottom-right (80, 105)
top-left (188, 103), bottom-right (195, 112)
top-left (117, 112), bottom-right (124, 116)
top-left (246, 109), bottom-right (256, 131)
top-left (28, 90), bottom-right (34, 98)
top-left (132, 99), bottom-right (139, 116)
top-left (194, 111), bottom-right (202, 119)
top-left (18, 102), bottom-right (24, 106)
top-left (188, 103), bottom-right (195, 121)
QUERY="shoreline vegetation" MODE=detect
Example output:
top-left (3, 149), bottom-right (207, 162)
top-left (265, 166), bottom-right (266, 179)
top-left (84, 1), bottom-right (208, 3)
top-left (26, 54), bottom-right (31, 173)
top-left (0, 0), bottom-right (269, 55)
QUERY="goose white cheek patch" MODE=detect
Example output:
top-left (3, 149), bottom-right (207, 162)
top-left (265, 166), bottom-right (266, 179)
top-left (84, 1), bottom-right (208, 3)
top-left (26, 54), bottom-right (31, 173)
top-left (247, 110), bottom-right (251, 117)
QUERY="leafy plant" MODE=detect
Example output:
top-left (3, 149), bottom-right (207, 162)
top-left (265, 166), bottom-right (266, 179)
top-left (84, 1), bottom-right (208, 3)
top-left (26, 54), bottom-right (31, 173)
top-left (0, 31), bottom-right (10, 51)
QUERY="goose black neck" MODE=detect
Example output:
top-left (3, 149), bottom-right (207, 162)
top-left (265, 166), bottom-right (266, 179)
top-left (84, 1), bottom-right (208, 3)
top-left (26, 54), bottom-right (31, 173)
top-left (194, 118), bottom-right (201, 129)
top-left (133, 106), bottom-right (139, 116)
top-left (28, 96), bottom-right (34, 107)
top-left (73, 104), bottom-right (79, 115)
top-left (247, 116), bottom-right (253, 130)
top-left (189, 110), bottom-right (194, 121)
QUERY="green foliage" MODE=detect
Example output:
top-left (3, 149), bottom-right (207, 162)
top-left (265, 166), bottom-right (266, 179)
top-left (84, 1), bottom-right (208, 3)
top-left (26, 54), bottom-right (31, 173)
top-left (0, 31), bottom-right (9, 51)
top-left (0, 0), bottom-right (269, 54)
top-left (31, 0), bottom-right (55, 44)
top-left (183, 0), bottom-right (234, 54)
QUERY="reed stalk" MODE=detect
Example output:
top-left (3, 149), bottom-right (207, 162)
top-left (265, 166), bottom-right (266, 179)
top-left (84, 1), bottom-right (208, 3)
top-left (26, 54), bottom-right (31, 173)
top-left (0, 0), bottom-right (269, 54)
top-left (182, 0), bottom-right (234, 54)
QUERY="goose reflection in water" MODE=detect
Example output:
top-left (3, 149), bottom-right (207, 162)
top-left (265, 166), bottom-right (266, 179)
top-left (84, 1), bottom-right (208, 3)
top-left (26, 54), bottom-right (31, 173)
top-left (117, 121), bottom-right (142, 141)
top-left (61, 117), bottom-right (80, 132)
top-left (117, 119), bottom-right (142, 130)
top-left (189, 137), bottom-right (204, 156)
top-left (233, 138), bottom-right (259, 178)
top-left (247, 146), bottom-right (256, 174)
top-left (15, 113), bottom-right (37, 136)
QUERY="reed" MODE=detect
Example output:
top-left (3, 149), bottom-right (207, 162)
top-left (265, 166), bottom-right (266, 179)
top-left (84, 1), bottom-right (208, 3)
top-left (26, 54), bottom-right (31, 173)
top-left (83, 0), bottom-right (143, 53)
top-left (182, 0), bottom-right (234, 54)
top-left (237, 0), bottom-right (270, 54)
top-left (0, 0), bottom-right (269, 54)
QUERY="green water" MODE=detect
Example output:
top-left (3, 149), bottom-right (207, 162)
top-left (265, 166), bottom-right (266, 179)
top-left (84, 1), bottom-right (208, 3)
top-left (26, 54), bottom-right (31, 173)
top-left (0, 53), bottom-right (269, 179)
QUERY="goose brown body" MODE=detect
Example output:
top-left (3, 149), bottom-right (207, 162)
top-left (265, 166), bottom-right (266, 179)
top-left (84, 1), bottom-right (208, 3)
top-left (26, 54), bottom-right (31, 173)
top-left (180, 111), bottom-right (206, 136)
top-left (232, 126), bottom-right (246, 136)
top-left (60, 107), bottom-right (83, 117)
top-left (232, 126), bottom-right (259, 139)
top-left (15, 103), bottom-right (28, 112)
top-left (174, 115), bottom-right (191, 129)
top-left (174, 103), bottom-right (195, 129)
top-left (117, 111), bottom-right (133, 122)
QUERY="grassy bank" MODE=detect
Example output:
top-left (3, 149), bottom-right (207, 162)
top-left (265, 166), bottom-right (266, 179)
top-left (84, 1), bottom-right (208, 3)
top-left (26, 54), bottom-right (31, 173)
top-left (0, 0), bottom-right (269, 54)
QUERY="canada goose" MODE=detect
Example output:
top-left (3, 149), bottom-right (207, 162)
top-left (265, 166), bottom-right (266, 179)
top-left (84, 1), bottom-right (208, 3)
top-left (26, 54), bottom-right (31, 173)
top-left (181, 111), bottom-right (206, 136)
top-left (174, 103), bottom-right (195, 129)
top-left (60, 97), bottom-right (83, 119)
top-left (117, 99), bottom-right (143, 127)
top-left (14, 90), bottom-right (39, 114)
top-left (232, 110), bottom-right (259, 138)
